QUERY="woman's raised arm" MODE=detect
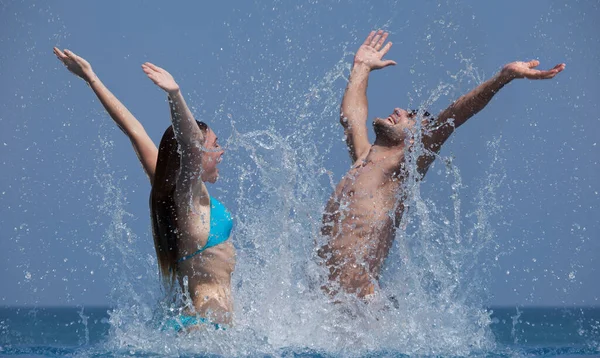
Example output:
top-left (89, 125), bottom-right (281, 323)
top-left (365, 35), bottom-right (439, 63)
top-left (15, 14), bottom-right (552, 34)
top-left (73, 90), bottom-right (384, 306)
top-left (54, 48), bottom-right (158, 185)
top-left (141, 62), bottom-right (209, 205)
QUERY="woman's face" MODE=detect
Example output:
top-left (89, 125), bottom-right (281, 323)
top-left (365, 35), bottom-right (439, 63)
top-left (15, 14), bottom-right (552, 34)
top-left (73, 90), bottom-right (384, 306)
top-left (201, 128), bottom-right (224, 183)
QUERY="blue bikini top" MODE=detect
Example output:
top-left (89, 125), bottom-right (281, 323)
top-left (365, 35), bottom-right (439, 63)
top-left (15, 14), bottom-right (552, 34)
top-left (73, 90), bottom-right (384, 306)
top-left (177, 197), bottom-right (233, 263)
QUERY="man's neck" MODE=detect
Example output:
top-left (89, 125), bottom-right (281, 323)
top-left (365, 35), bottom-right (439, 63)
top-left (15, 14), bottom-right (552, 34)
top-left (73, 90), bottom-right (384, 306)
top-left (361, 144), bottom-right (405, 171)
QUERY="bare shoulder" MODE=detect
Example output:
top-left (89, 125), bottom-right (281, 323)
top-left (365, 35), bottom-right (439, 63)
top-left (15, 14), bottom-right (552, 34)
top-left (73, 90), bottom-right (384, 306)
top-left (173, 183), bottom-right (211, 229)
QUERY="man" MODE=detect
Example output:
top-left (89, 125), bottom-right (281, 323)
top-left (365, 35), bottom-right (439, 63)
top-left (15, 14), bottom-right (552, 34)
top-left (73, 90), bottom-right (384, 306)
top-left (317, 30), bottom-right (565, 299)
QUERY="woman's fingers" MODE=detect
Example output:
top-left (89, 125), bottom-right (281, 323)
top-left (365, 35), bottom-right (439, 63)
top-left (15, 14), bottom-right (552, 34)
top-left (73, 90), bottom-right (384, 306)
top-left (53, 47), bottom-right (64, 56)
top-left (142, 67), bottom-right (161, 83)
top-left (60, 49), bottom-right (82, 65)
top-left (64, 49), bottom-right (78, 60)
top-left (53, 47), bottom-right (68, 61)
top-left (144, 62), bottom-right (162, 73)
top-left (142, 68), bottom-right (156, 80)
top-left (141, 64), bottom-right (159, 80)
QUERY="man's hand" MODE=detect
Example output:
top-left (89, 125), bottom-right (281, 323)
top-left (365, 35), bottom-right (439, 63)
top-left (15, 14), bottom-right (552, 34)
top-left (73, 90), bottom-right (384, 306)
top-left (501, 60), bottom-right (566, 81)
top-left (141, 62), bottom-right (180, 95)
top-left (53, 48), bottom-right (96, 82)
top-left (354, 30), bottom-right (396, 71)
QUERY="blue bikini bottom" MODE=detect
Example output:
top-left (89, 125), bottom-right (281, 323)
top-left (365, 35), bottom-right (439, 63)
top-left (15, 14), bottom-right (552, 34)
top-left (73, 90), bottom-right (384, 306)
top-left (164, 315), bottom-right (226, 332)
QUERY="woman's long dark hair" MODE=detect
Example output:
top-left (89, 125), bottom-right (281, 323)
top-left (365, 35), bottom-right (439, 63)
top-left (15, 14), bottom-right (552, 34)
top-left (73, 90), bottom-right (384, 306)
top-left (150, 121), bottom-right (208, 288)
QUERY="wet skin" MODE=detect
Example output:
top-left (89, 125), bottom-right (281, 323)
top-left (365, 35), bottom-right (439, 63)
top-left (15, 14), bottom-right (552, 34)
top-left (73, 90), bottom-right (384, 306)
top-left (317, 30), bottom-right (565, 299)
top-left (318, 110), bottom-right (415, 298)
top-left (54, 48), bottom-right (235, 325)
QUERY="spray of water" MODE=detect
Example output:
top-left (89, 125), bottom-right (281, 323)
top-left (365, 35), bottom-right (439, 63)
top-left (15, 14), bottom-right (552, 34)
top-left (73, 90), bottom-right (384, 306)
top-left (78, 51), bottom-right (512, 356)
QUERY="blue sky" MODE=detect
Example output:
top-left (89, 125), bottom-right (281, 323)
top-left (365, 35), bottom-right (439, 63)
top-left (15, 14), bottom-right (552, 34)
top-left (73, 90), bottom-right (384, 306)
top-left (1, 0), bottom-right (599, 307)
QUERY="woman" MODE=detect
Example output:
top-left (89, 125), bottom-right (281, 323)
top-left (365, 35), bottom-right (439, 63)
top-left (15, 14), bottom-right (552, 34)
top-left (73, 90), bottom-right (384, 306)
top-left (54, 48), bottom-right (235, 330)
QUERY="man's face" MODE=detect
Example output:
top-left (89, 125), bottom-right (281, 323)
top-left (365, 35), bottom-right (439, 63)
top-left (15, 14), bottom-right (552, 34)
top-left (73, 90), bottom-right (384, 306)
top-left (373, 108), bottom-right (417, 145)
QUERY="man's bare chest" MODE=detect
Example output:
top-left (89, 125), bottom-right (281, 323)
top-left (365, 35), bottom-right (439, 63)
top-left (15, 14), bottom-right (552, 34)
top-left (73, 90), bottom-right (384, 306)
top-left (334, 164), bottom-right (403, 203)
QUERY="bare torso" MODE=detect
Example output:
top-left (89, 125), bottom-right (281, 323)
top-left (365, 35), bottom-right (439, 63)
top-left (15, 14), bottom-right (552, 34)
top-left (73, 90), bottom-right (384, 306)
top-left (174, 192), bottom-right (236, 325)
top-left (318, 149), bottom-right (408, 298)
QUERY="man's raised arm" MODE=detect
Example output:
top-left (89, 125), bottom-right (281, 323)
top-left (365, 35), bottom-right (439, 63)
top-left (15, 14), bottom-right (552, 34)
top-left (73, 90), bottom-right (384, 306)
top-left (418, 60), bottom-right (565, 171)
top-left (341, 30), bottom-right (396, 163)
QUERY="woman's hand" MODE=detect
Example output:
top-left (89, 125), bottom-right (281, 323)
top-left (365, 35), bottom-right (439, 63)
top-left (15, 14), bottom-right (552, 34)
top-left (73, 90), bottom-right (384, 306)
top-left (53, 47), bottom-right (96, 82)
top-left (142, 62), bottom-right (180, 94)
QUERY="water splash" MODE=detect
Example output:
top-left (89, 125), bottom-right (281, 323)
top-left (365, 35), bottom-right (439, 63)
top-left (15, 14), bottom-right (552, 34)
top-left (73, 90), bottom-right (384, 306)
top-left (82, 51), bottom-right (510, 356)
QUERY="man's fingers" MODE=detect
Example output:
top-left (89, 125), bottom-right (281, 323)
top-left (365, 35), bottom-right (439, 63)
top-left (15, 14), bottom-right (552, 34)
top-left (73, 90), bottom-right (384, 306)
top-left (532, 69), bottom-right (548, 79)
top-left (534, 63), bottom-right (565, 79)
top-left (382, 60), bottom-right (397, 68)
top-left (542, 70), bottom-right (560, 79)
top-left (380, 41), bottom-right (393, 56)
top-left (375, 32), bottom-right (388, 50)
top-left (540, 63), bottom-right (565, 78)
top-left (363, 31), bottom-right (376, 46)
top-left (551, 63), bottom-right (566, 72)
top-left (527, 60), bottom-right (540, 68)
top-left (370, 29), bottom-right (383, 47)
top-left (526, 69), bottom-right (555, 80)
